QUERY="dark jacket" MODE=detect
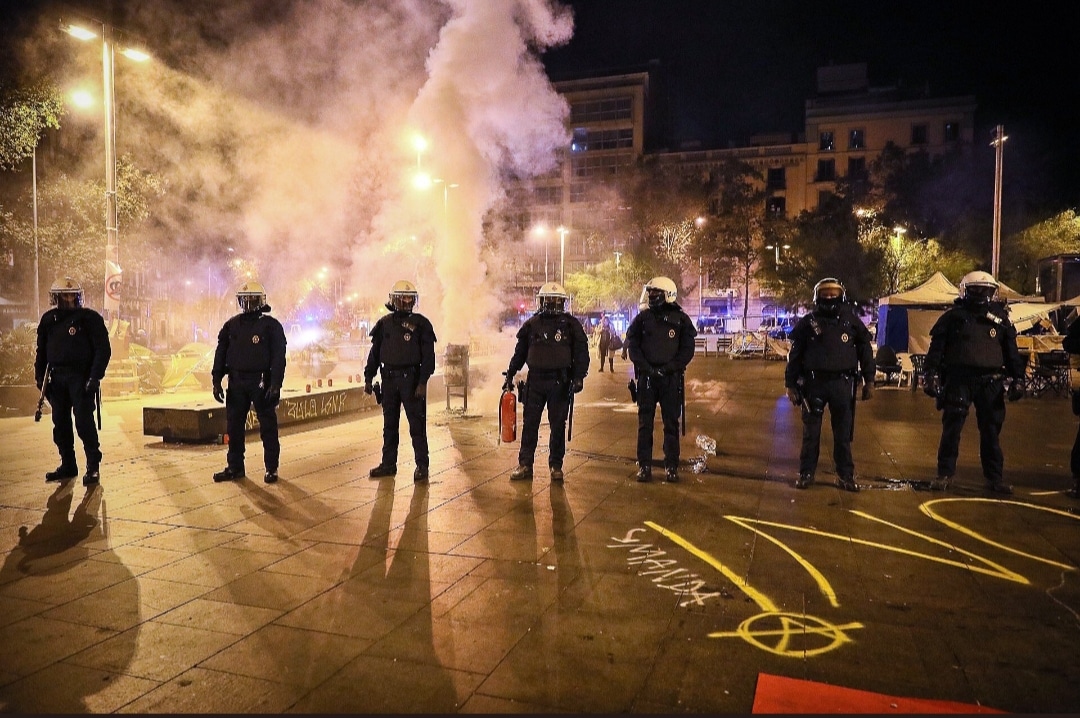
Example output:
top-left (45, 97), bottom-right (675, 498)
top-left (785, 306), bottom-right (874, 388)
top-left (35, 307), bottom-right (112, 384)
top-left (212, 307), bottom-right (288, 390)
top-left (626, 302), bottom-right (697, 373)
top-left (924, 300), bottom-right (1026, 380)
top-left (364, 310), bottom-right (437, 383)
top-left (507, 312), bottom-right (590, 380)
top-left (1063, 317), bottom-right (1080, 355)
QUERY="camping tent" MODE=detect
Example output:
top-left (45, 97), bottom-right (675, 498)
top-left (876, 272), bottom-right (958, 352)
top-left (877, 272), bottom-right (1060, 352)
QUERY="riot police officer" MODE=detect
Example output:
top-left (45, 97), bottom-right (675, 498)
top-left (34, 277), bottom-right (112, 486)
top-left (365, 280), bottom-right (437, 482)
top-left (211, 281), bottom-right (288, 484)
top-left (626, 276), bottom-right (696, 483)
top-left (504, 282), bottom-right (589, 482)
top-left (784, 278), bottom-right (875, 491)
top-left (924, 271), bottom-right (1026, 493)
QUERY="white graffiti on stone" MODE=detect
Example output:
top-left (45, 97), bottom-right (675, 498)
top-left (608, 527), bottom-right (722, 607)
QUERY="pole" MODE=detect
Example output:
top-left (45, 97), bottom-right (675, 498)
top-left (32, 146), bottom-right (40, 318)
top-left (697, 256), bottom-right (703, 325)
top-left (558, 226), bottom-right (567, 286)
top-left (103, 23), bottom-right (119, 318)
top-left (991, 124), bottom-right (1006, 278)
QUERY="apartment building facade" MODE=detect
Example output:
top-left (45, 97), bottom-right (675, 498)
top-left (510, 62), bottom-right (976, 329)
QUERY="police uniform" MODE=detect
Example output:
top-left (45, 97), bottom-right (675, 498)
top-left (212, 304), bottom-right (287, 480)
top-left (925, 299), bottom-right (1026, 492)
top-left (785, 305), bottom-right (874, 488)
top-left (364, 309), bottom-right (437, 476)
top-left (35, 304), bottom-right (111, 484)
top-left (506, 311), bottom-right (589, 478)
top-left (625, 300), bottom-right (696, 479)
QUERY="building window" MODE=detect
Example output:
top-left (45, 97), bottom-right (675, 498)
top-left (571, 128), bottom-right (589, 152)
top-left (817, 189), bottom-right (834, 206)
top-left (569, 182), bottom-right (588, 203)
top-left (766, 167), bottom-right (786, 190)
top-left (847, 157), bottom-right (866, 180)
top-left (848, 128), bottom-right (865, 150)
top-left (573, 128), bottom-right (633, 152)
top-left (533, 186), bottom-right (560, 205)
top-left (819, 131), bottom-right (834, 151)
top-left (766, 196), bottom-right (786, 217)
top-left (815, 158), bottom-right (835, 182)
top-left (911, 124), bottom-right (928, 145)
top-left (569, 96), bottom-right (632, 124)
top-left (571, 152), bottom-right (633, 179)
top-left (944, 121), bottom-right (960, 142)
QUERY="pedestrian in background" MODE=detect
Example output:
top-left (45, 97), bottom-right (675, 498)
top-left (364, 280), bottom-right (437, 482)
top-left (1061, 312), bottom-right (1080, 498)
top-left (503, 282), bottom-right (589, 483)
top-left (35, 277), bottom-right (111, 487)
top-left (211, 281), bottom-right (287, 484)
top-left (597, 316), bottom-right (613, 372)
top-left (626, 276), bottom-right (696, 483)
top-left (923, 271), bottom-right (1026, 494)
top-left (784, 278), bottom-right (875, 492)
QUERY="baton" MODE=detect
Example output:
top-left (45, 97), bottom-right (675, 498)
top-left (680, 372), bottom-right (686, 436)
top-left (567, 382), bottom-right (575, 443)
top-left (96, 383), bottom-right (102, 431)
top-left (34, 364), bottom-right (51, 422)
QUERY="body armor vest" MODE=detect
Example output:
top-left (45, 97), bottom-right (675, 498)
top-left (943, 312), bottom-right (1005, 369)
top-left (225, 315), bottom-right (274, 372)
top-left (525, 316), bottom-right (573, 370)
top-left (42, 309), bottom-right (98, 368)
top-left (638, 310), bottom-right (683, 365)
top-left (379, 315), bottom-right (423, 366)
top-left (802, 316), bottom-right (859, 372)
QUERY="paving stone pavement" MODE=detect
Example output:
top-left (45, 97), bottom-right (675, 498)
top-left (1, 355), bottom-right (1078, 713)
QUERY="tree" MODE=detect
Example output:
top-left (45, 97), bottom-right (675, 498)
top-left (564, 252), bottom-right (657, 318)
top-left (0, 81), bottom-right (63, 170)
top-left (698, 158), bottom-right (766, 325)
top-left (1000, 210), bottom-right (1080, 294)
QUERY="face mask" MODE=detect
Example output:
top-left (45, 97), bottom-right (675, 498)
top-left (964, 287), bottom-right (994, 307)
top-left (647, 290), bottom-right (665, 309)
top-left (816, 297), bottom-right (842, 316)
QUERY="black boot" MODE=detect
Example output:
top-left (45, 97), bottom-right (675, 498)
top-left (45, 464), bottom-right (79, 483)
top-left (509, 465), bottom-right (533, 481)
top-left (82, 468), bottom-right (100, 486)
top-left (369, 464), bottom-right (397, 478)
top-left (635, 466), bottom-right (651, 482)
top-left (213, 466), bottom-right (245, 482)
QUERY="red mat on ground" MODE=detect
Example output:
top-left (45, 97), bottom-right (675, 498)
top-left (752, 673), bottom-right (1006, 714)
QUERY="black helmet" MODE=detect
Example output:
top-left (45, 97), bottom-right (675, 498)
top-left (813, 277), bottom-right (845, 317)
top-left (49, 277), bottom-right (84, 310)
top-left (236, 281), bottom-right (266, 313)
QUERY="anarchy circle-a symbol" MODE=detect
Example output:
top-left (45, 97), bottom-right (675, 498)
top-left (710, 611), bottom-right (863, 657)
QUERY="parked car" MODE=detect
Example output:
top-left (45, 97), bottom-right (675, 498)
top-left (760, 315), bottom-right (797, 339)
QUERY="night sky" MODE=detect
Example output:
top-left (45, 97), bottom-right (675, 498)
top-left (542, 0), bottom-right (1079, 206)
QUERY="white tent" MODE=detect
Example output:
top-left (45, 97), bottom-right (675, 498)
top-left (878, 272), bottom-right (1058, 351)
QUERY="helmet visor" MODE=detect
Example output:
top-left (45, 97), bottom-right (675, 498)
top-left (391, 292), bottom-right (417, 312)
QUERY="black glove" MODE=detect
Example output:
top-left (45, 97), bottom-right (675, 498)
top-left (861, 383), bottom-right (874, 401)
top-left (213, 382), bottom-right (225, 403)
top-left (364, 379), bottom-right (374, 395)
top-left (502, 371), bottom-right (515, 393)
top-left (414, 382), bottom-right (427, 399)
top-left (647, 365), bottom-right (662, 378)
top-left (923, 374), bottom-right (941, 399)
top-left (1006, 380), bottom-right (1024, 402)
top-left (85, 377), bottom-right (100, 395)
top-left (572, 378), bottom-right (584, 394)
top-left (265, 387), bottom-right (281, 405)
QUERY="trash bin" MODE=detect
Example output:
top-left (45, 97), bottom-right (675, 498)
top-left (444, 343), bottom-right (469, 411)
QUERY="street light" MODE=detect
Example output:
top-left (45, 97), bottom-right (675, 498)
top-left (63, 18), bottom-right (149, 319)
top-left (764, 242), bottom-right (791, 264)
top-left (557, 225), bottom-right (569, 286)
top-left (695, 216), bottom-right (706, 324)
top-left (990, 125), bottom-right (1008, 278)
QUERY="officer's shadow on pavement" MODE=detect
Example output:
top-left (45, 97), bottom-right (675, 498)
top-left (0, 483), bottom-right (140, 713)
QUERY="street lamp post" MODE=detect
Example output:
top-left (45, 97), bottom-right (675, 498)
top-left (32, 147), bottom-right (40, 317)
top-left (695, 216), bottom-right (706, 326)
top-left (765, 243), bottom-right (790, 265)
top-left (990, 125), bottom-right (1008, 277)
top-left (64, 19), bottom-right (149, 319)
top-left (557, 225), bottom-right (569, 286)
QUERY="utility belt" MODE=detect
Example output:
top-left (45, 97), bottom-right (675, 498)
top-left (381, 365), bottom-right (419, 378)
top-left (804, 369), bottom-right (855, 381)
top-left (229, 369), bottom-right (267, 381)
top-left (527, 368), bottom-right (568, 382)
top-left (49, 364), bottom-right (85, 374)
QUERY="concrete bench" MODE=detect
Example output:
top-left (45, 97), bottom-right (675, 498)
top-left (143, 385), bottom-right (379, 443)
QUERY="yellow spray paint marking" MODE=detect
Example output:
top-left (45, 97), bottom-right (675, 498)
top-left (918, 498), bottom-right (1077, 570)
top-left (645, 521), bottom-right (863, 657)
top-left (724, 516), bottom-right (843, 606)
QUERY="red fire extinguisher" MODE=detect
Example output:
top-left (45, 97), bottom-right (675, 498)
top-left (499, 386), bottom-right (517, 444)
